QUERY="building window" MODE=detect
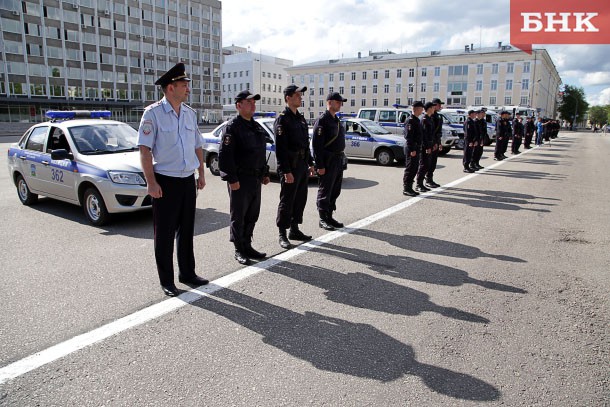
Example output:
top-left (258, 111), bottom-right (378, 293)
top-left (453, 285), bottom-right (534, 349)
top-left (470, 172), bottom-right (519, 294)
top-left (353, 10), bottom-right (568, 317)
top-left (383, 98), bottom-right (389, 106)
top-left (329, 73), bottom-right (334, 81)
top-left (520, 96), bottom-right (529, 105)
top-left (409, 68), bottom-right (414, 77)
top-left (395, 98), bottom-right (401, 105)
top-left (362, 71), bottom-right (367, 80)
top-left (433, 82), bottom-right (439, 92)
top-left (384, 84), bottom-right (389, 93)
top-left (492, 63), bottom-right (498, 74)
top-left (448, 65), bottom-right (468, 76)
top-left (372, 99), bottom-right (377, 106)
top-left (504, 96), bottom-right (512, 105)
top-left (350, 99), bottom-right (355, 107)
top-left (351, 72), bottom-right (356, 80)
top-left (396, 84), bottom-right (401, 93)
top-left (475, 96), bottom-right (482, 105)
top-left (421, 67), bottom-right (427, 77)
top-left (361, 86), bottom-right (366, 94)
top-left (489, 96), bottom-right (496, 105)
top-left (408, 83), bottom-right (414, 93)
top-left (373, 85), bottom-right (378, 94)
top-left (476, 64), bottom-right (483, 75)
top-left (351, 86), bottom-right (356, 94)
top-left (521, 79), bottom-right (529, 90)
top-left (491, 80), bottom-right (497, 91)
top-left (339, 86), bottom-right (344, 94)
top-left (507, 63), bottom-right (514, 73)
top-left (421, 83), bottom-right (426, 92)
top-left (373, 70), bottom-right (378, 79)
top-left (384, 70), bottom-right (389, 79)
top-left (476, 80), bottom-right (483, 91)
top-left (319, 100), bottom-right (324, 107)
top-left (408, 97), bottom-right (413, 105)
top-left (319, 87), bottom-right (324, 95)
top-left (361, 98), bottom-right (366, 107)
top-left (420, 97), bottom-right (426, 103)
top-left (397, 69), bottom-right (402, 78)
top-left (434, 66), bottom-right (440, 77)
top-left (523, 62), bottom-right (531, 73)
top-left (339, 73), bottom-right (344, 81)
top-left (329, 86), bottom-right (334, 93)
top-left (506, 80), bottom-right (513, 90)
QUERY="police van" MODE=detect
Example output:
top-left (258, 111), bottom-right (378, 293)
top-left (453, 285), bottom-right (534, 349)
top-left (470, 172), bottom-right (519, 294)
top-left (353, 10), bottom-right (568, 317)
top-left (357, 106), bottom-right (458, 155)
top-left (443, 107), bottom-right (496, 147)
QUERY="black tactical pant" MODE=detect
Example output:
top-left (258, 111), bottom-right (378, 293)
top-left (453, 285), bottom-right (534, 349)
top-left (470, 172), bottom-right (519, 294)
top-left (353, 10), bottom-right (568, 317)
top-left (277, 160), bottom-right (309, 229)
top-left (472, 144), bottom-right (484, 164)
top-left (463, 144), bottom-right (474, 168)
top-left (512, 136), bottom-right (522, 153)
top-left (153, 173), bottom-right (197, 287)
top-left (416, 149), bottom-right (432, 185)
top-left (403, 148), bottom-right (420, 186)
top-left (425, 147), bottom-right (439, 182)
top-left (524, 132), bottom-right (533, 148)
top-left (317, 154), bottom-right (343, 214)
top-left (228, 175), bottom-right (262, 247)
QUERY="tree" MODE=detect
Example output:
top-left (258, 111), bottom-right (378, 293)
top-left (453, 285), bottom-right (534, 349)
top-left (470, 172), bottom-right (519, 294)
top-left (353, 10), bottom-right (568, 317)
top-left (588, 105), bottom-right (609, 127)
top-left (557, 85), bottom-right (589, 130)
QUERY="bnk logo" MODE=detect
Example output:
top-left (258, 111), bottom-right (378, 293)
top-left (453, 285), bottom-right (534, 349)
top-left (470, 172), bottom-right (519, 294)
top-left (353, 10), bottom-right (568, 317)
top-left (510, 0), bottom-right (610, 53)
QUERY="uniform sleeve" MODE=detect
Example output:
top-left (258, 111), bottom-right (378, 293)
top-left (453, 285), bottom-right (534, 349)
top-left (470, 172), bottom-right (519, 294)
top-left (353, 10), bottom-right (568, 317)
top-left (311, 118), bottom-right (326, 169)
top-left (218, 121), bottom-right (239, 183)
top-left (273, 115), bottom-right (291, 174)
top-left (137, 109), bottom-right (156, 149)
top-left (193, 114), bottom-right (204, 149)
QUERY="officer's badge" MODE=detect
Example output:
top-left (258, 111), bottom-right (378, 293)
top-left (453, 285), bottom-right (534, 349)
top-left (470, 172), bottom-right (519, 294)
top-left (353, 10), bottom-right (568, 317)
top-left (317, 128), bottom-right (322, 135)
top-left (407, 124), bottom-right (412, 132)
top-left (223, 134), bottom-right (232, 145)
top-left (141, 120), bottom-right (153, 135)
top-left (277, 126), bottom-right (283, 136)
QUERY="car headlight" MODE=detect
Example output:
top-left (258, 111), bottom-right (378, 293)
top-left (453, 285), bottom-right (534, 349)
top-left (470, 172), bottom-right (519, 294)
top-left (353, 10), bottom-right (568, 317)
top-left (108, 171), bottom-right (146, 185)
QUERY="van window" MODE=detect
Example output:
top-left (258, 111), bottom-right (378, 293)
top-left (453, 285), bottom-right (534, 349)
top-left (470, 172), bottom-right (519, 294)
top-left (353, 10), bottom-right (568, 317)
top-left (378, 110), bottom-right (397, 123)
top-left (358, 109), bottom-right (376, 121)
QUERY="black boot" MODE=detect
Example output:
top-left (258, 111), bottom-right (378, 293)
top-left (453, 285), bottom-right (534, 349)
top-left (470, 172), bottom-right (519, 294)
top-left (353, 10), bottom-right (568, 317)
top-left (403, 184), bottom-right (419, 197)
top-left (288, 224), bottom-right (312, 241)
top-left (328, 212), bottom-right (344, 228)
top-left (424, 178), bottom-right (440, 188)
top-left (244, 242), bottom-right (266, 259)
top-left (278, 229), bottom-right (292, 249)
top-left (319, 211), bottom-right (335, 231)
top-left (233, 242), bottom-right (250, 265)
top-left (415, 183), bottom-right (430, 192)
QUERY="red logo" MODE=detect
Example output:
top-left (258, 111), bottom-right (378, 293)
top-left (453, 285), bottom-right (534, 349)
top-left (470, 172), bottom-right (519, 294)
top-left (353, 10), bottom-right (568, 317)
top-left (510, 0), bottom-right (610, 54)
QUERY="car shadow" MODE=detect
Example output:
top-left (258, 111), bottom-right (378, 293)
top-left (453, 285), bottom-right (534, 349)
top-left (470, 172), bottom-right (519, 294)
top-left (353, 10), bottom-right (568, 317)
top-left (192, 288), bottom-right (501, 400)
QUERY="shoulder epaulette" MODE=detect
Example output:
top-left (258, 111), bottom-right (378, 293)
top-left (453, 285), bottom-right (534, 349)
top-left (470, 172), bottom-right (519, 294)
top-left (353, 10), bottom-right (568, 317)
top-left (182, 103), bottom-right (196, 113)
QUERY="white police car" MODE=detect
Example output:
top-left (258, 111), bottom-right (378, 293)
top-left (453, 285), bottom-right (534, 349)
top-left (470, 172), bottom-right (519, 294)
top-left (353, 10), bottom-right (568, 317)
top-left (202, 113), bottom-right (278, 176)
top-left (7, 111), bottom-right (149, 226)
top-left (342, 117), bottom-right (406, 166)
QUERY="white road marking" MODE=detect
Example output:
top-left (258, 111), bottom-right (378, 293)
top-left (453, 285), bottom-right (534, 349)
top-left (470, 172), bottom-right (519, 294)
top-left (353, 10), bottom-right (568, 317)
top-left (0, 144), bottom-right (538, 384)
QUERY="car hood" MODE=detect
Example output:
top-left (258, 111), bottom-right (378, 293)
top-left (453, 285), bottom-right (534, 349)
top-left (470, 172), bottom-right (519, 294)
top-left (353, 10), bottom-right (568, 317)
top-left (76, 150), bottom-right (143, 172)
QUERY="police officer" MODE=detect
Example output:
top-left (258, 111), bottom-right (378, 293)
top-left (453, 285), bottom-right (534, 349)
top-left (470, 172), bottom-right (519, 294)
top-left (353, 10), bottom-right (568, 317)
top-left (524, 115), bottom-right (535, 149)
top-left (403, 101), bottom-right (424, 196)
top-left (415, 102), bottom-right (436, 192)
top-left (512, 113), bottom-right (524, 154)
top-left (138, 62), bottom-right (208, 297)
top-left (274, 85), bottom-right (315, 249)
top-left (472, 108), bottom-right (487, 169)
top-left (494, 111), bottom-right (512, 160)
top-left (312, 92), bottom-right (347, 231)
top-left (463, 110), bottom-right (477, 172)
top-left (219, 90), bottom-right (271, 265)
top-left (425, 97), bottom-right (444, 188)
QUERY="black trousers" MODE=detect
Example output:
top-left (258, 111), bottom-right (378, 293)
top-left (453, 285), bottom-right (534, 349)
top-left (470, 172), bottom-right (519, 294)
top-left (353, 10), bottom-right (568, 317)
top-left (416, 149), bottom-right (432, 184)
top-left (512, 136), bottom-right (522, 153)
top-left (152, 173), bottom-right (197, 287)
top-left (403, 148), bottom-right (419, 186)
top-left (425, 147), bottom-right (439, 181)
top-left (472, 144), bottom-right (484, 164)
top-left (276, 160), bottom-right (309, 229)
top-left (495, 137), bottom-right (509, 158)
top-left (317, 155), bottom-right (343, 214)
top-left (524, 132), bottom-right (533, 148)
top-left (228, 175), bottom-right (262, 246)
top-left (463, 144), bottom-right (474, 168)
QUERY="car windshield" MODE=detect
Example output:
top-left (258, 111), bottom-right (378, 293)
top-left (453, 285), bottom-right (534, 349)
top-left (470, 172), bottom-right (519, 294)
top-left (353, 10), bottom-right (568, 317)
top-left (69, 123), bottom-right (139, 154)
top-left (441, 113), bottom-right (464, 124)
top-left (358, 120), bottom-right (391, 135)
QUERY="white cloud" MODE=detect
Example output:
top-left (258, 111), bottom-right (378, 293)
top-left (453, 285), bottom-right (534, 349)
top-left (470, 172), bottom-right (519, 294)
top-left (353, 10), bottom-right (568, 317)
top-left (580, 72), bottom-right (610, 87)
top-left (587, 87), bottom-right (610, 105)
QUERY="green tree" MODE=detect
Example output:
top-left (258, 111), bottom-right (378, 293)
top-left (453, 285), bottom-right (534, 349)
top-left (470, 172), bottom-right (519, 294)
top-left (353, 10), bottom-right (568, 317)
top-left (557, 85), bottom-right (589, 129)
top-left (588, 105), bottom-right (609, 126)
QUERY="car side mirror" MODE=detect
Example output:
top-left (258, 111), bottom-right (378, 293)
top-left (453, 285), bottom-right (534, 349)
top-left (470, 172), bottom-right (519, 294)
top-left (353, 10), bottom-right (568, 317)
top-left (51, 149), bottom-right (73, 160)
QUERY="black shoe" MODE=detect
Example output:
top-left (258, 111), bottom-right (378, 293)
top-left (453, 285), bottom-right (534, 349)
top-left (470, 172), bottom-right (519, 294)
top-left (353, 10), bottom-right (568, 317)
top-left (244, 246), bottom-right (266, 259)
top-left (178, 275), bottom-right (209, 286)
top-left (288, 229), bottom-right (312, 241)
top-left (327, 217), bottom-right (344, 228)
top-left (424, 181), bottom-right (439, 188)
top-left (469, 165), bottom-right (479, 171)
top-left (319, 219), bottom-right (335, 231)
top-left (415, 184), bottom-right (430, 192)
top-left (475, 164), bottom-right (484, 169)
top-left (502, 155), bottom-right (508, 159)
top-left (278, 234), bottom-right (292, 249)
top-left (494, 156), bottom-right (503, 161)
top-left (463, 167), bottom-right (475, 173)
top-left (234, 250), bottom-right (250, 265)
top-left (403, 188), bottom-right (418, 197)
top-left (161, 284), bottom-right (179, 297)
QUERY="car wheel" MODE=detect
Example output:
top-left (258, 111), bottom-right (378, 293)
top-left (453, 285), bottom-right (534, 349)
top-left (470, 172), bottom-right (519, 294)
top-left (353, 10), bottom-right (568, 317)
top-left (16, 174), bottom-right (38, 205)
top-left (83, 187), bottom-right (110, 226)
top-left (375, 148), bottom-right (394, 166)
top-left (438, 146), bottom-right (451, 156)
top-left (207, 153), bottom-right (220, 176)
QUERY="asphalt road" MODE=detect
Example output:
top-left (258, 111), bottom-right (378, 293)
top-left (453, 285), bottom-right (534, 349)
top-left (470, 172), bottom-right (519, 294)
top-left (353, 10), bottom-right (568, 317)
top-left (0, 134), bottom-right (608, 406)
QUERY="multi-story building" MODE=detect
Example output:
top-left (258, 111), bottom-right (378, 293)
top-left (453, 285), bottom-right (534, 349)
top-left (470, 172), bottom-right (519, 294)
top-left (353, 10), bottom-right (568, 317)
top-left (0, 0), bottom-right (222, 123)
top-left (286, 44), bottom-right (562, 121)
top-left (221, 45), bottom-right (292, 117)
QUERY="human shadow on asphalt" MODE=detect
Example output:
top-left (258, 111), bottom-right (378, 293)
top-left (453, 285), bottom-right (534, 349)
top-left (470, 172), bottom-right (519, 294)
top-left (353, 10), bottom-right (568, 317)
top-left (194, 288), bottom-right (500, 400)
top-left (446, 187), bottom-right (561, 203)
top-left (351, 230), bottom-right (526, 263)
top-left (510, 158), bottom-right (567, 166)
top-left (341, 176), bottom-right (379, 189)
top-left (269, 262), bottom-right (490, 322)
top-left (478, 168), bottom-right (567, 181)
top-left (425, 190), bottom-right (554, 213)
top-left (309, 243), bottom-right (527, 294)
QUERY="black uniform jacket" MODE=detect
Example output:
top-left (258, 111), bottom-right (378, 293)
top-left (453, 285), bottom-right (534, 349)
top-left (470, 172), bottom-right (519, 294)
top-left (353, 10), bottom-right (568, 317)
top-left (421, 114), bottom-right (436, 150)
top-left (403, 115), bottom-right (423, 152)
top-left (464, 117), bottom-right (477, 144)
top-left (432, 111), bottom-right (443, 145)
top-left (495, 119), bottom-right (512, 139)
top-left (273, 107), bottom-right (313, 174)
top-left (219, 115), bottom-right (269, 184)
top-left (311, 110), bottom-right (346, 170)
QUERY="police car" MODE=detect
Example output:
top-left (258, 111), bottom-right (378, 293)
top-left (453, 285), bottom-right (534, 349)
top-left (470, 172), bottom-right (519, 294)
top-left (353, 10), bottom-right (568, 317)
top-left (342, 118), bottom-right (405, 166)
top-left (7, 111), bottom-right (149, 226)
top-left (202, 113), bottom-right (278, 176)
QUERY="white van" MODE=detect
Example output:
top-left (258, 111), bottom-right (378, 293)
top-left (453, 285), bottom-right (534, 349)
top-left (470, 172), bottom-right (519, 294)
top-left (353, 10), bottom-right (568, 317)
top-left (357, 106), bottom-right (458, 155)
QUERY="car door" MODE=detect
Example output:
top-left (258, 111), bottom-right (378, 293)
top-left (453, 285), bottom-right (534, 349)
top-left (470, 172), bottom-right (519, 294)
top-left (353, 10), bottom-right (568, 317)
top-left (43, 126), bottom-right (78, 201)
top-left (344, 120), bottom-right (374, 158)
top-left (17, 126), bottom-right (50, 194)
top-left (377, 110), bottom-right (400, 135)
top-left (260, 120), bottom-right (277, 174)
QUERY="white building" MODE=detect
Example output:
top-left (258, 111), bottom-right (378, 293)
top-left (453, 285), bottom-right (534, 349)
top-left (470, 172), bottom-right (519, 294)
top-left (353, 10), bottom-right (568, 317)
top-left (222, 46), bottom-right (292, 115)
top-left (286, 44), bottom-right (562, 121)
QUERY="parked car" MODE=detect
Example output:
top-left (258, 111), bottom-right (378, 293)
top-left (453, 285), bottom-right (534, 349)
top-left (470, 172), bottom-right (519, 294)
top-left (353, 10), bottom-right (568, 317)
top-left (342, 118), bottom-right (405, 166)
top-left (7, 111), bottom-right (149, 225)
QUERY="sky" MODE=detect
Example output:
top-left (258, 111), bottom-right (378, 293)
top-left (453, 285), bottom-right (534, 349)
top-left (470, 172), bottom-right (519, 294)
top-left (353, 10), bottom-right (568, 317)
top-left (221, 0), bottom-right (610, 106)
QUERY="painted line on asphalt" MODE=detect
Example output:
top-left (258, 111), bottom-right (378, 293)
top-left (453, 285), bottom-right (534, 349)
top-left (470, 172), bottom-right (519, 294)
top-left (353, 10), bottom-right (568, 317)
top-left (0, 143), bottom-right (540, 384)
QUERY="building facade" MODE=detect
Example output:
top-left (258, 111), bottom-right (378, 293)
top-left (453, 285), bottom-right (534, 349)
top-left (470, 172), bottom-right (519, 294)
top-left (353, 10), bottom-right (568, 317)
top-left (221, 45), bottom-right (292, 117)
top-left (286, 44), bottom-right (562, 121)
top-left (0, 0), bottom-right (222, 123)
